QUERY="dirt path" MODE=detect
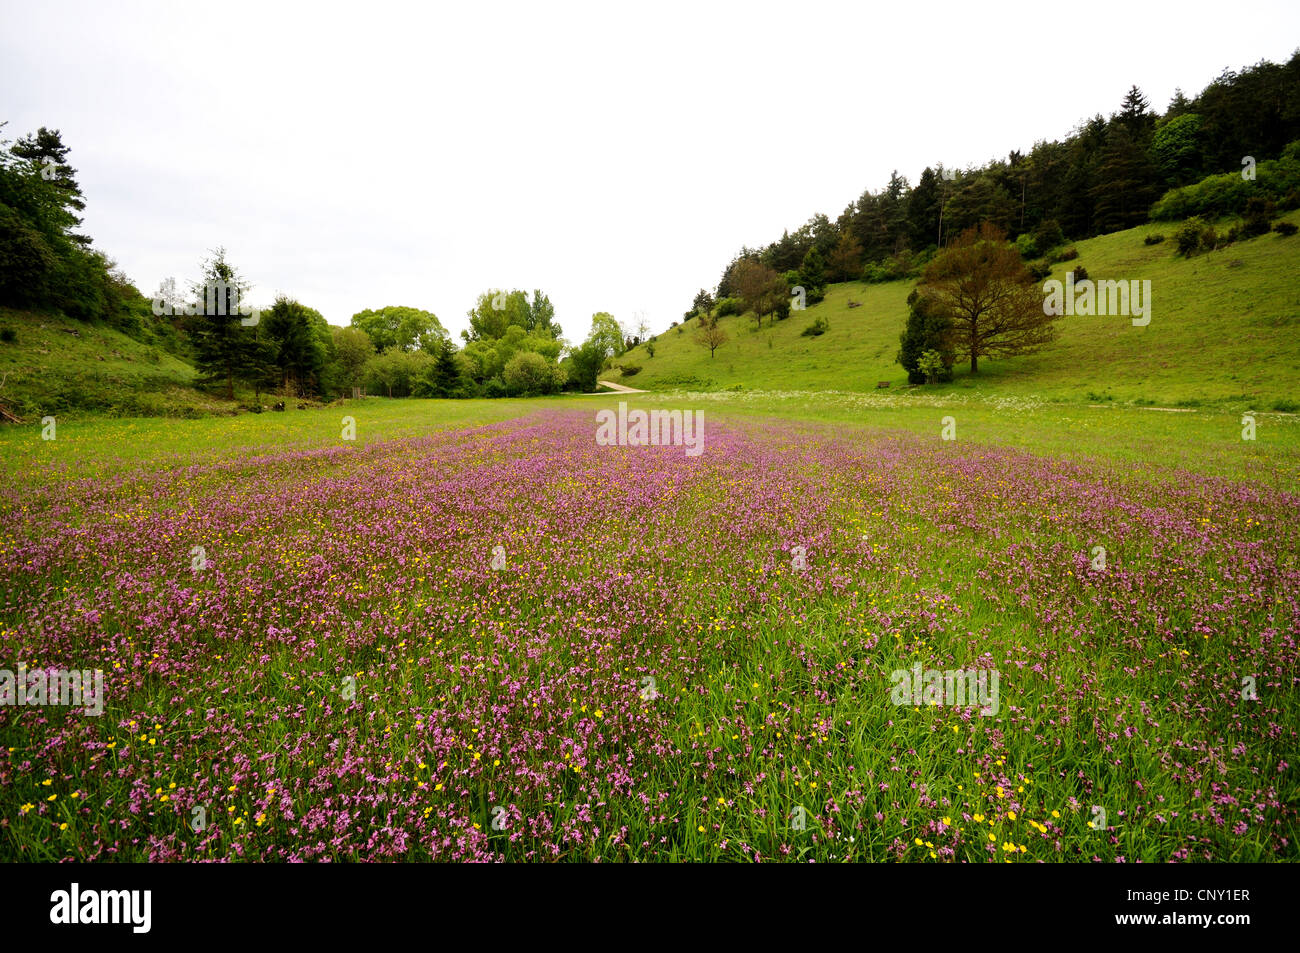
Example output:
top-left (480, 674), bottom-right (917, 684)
top-left (592, 380), bottom-right (646, 394)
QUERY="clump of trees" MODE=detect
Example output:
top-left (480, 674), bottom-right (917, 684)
top-left (0, 124), bottom-right (155, 338)
top-left (902, 223), bottom-right (1059, 377)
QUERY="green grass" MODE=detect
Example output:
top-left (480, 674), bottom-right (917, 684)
top-left (0, 307), bottom-right (221, 419)
top-left (613, 214), bottom-right (1300, 409)
top-left (2, 396), bottom-right (1296, 861)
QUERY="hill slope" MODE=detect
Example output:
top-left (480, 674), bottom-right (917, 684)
top-left (611, 215), bottom-right (1300, 409)
top-left (0, 307), bottom-right (227, 419)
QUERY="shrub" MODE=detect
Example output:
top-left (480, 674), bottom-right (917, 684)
top-left (1031, 218), bottom-right (1064, 253)
top-left (1144, 234), bottom-right (1165, 245)
top-left (483, 376), bottom-right (509, 398)
top-left (1027, 261), bottom-right (1051, 282)
top-left (1242, 197), bottom-right (1275, 237)
top-left (1014, 233), bottom-right (1039, 260)
top-left (917, 349), bottom-right (947, 384)
top-left (619, 364), bottom-right (641, 377)
top-left (0, 327), bottom-right (15, 343)
top-left (1174, 216), bottom-right (1206, 256)
top-left (1069, 266), bottom-right (1089, 282)
top-left (503, 351), bottom-right (566, 396)
top-left (1274, 221), bottom-right (1298, 236)
top-left (801, 315), bottom-right (830, 337)
top-left (715, 297), bottom-right (743, 317)
top-left (1052, 246), bottom-right (1078, 262)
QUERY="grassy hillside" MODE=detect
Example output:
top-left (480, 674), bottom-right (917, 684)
top-left (612, 213), bottom-right (1300, 409)
top-left (0, 307), bottom-right (227, 419)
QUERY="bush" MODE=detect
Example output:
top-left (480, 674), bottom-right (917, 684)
top-left (1031, 219), bottom-right (1064, 253)
top-left (1152, 148), bottom-right (1300, 221)
top-left (715, 297), bottom-right (743, 317)
top-left (1052, 246), bottom-right (1078, 262)
top-left (1027, 261), bottom-right (1051, 282)
top-left (1069, 266), bottom-right (1089, 282)
top-left (1144, 234), bottom-right (1165, 245)
top-left (0, 327), bottom-right (15, 343)
top-left (483, 376), bottom-right (509, 398)
top-left (1274, 221), bottom-right (1298, 236)
top-left (1242, 197), bottom-right (1275, 237)
top-left (1013, 233), bottom-right (1039, 260)
top-left (800, 315), bottom-right (830, 337)
top-left (503, 351), bottom-right (566, 396)
top-left (1174, 217), bottom-right (1206, 256)
top-left (862, 248), bottom-right (930, 284)
top-left (619, 364), bottom-right (641, 377)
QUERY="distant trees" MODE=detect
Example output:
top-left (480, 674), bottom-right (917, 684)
top-left (331, 326), bottom-right (374, 397)
top-left (797, 246), bottom-right (827, 304)
top-left (349, 305), bottom-right (446, 353)
top-left (916, 223), bottom-right (1057, 374)
top-left (690, 50), bottom-right (1300, 314)
top-left (504, 351), bottom-right (566, 395)
top-left (564, 312), bottom-right (627, 392)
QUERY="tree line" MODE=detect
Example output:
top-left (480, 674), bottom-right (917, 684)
top-left (692, 51), bottom-right (1300, 320)
top-left (0, 123), bottom-right (648, 406)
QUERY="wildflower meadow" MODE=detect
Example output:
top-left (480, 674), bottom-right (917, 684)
top-left (2, 398), bottom-right (1295, 862)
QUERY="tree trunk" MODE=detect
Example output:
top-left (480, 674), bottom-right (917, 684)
top-left (970, 353), bottom-right (979, 373)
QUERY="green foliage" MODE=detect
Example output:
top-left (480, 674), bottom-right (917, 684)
top-left (463, 289), bottom-right (560, 343)
top-left (503, 350), bottom-right (565, 396)
top-left (330, 325), bottom-right (374, 394)
top-left (1151, 146), bottom-right (1300, 221)
top-left (916, 349), bottom-right (947, 384)
top-left (417, 338), bottom-right (464, 398)
top-left (349, 305), bottom-right (446, 353)
top-left (262, 296), bottom-right (329, 397)
top-left (896, 288), bottom-right (954, 384)
top-left (1174, 216), bottom-right (1208, 256)
top-left (563, 338), bottom-right (605, 393)
top-left (715, 297), bottom-right (743, 317)
top-left (363, 349), bottom-right (433, 398)
top-left (801, 315), bottom-right (830, 337)
top-left (1151, 113), bottom-right (1205, 185)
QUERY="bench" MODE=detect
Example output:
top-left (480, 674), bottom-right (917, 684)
top-left (876, 381), bottom-right (890, 389)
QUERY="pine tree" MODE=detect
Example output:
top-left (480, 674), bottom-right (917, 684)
top-left (10, 127), bottom-right (88, 245)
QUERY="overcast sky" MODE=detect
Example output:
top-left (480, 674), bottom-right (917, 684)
top-left (4, 1), bottom-right (1298, 342)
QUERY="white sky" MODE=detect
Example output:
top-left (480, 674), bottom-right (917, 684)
top-left (3, 0), bottom-right (1298, 343)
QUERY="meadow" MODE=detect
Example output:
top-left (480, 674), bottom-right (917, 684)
top-left (1, 394), bottom-right (1296, 861)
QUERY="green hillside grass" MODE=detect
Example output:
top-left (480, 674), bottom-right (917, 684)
top-left (613, 213), bottom-right (1300, 409)
top-left (0, 307), bottom-right (226, 419)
